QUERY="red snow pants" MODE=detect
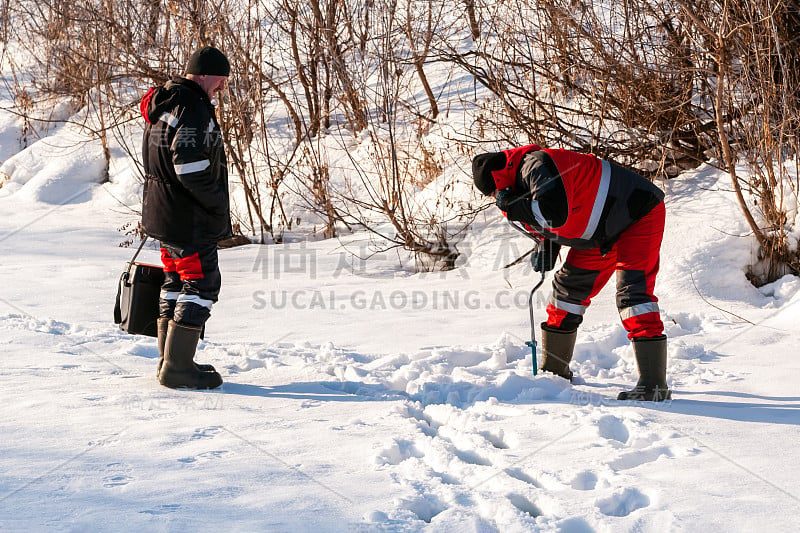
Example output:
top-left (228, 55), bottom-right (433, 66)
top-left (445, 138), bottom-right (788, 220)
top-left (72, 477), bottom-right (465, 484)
top-left (545, 202), bottom-right (665, 339)
top-left (159, 242), bottom-right (221, 327)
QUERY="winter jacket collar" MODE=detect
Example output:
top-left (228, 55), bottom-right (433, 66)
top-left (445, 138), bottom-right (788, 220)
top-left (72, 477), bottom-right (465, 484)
top-left (170, 76), bottom-right (214, 109)
top-left (140, 76), bottom-right (215, 124)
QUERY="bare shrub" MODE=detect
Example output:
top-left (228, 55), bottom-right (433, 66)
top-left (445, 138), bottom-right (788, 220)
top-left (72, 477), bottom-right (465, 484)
top-left (450, 0), bottom-right (799, 283)
top-left (5, 0), bottom-right (797, 279)
top-left (311, 0), bottom-right (477, 270)
top-left (676, 0), bottom-right (800, 282)
top-left (447, 0), bottom-right (716, 175)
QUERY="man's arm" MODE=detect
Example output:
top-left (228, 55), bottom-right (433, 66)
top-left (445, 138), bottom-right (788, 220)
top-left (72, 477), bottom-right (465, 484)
top-left (171, 113), bottom-right (226, 215)
top-left (517, 151), bottom-right (568, 228)
top-left (496, 150), bottom-right (568, 230)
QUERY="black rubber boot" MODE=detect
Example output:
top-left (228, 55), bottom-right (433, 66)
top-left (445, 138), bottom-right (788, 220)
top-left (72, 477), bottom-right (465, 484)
top-left (158, 321), bottom-right (222, 390)
top-left (156, 318), bottom-right (215, 377)
top-left (156, 317), bottom-right (169, 378)
top-left (540, 324), bottom-right (576, 381)
top-left (617, 335), bottom-right (671, 402)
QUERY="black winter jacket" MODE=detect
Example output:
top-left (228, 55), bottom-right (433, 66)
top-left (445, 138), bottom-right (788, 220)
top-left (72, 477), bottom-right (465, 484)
top-left (141, 77), bottom-right (231, 245)
top-left (501, 148), bottom-right (664, 254)
top-left (519, 151), bottom-right (663, 251)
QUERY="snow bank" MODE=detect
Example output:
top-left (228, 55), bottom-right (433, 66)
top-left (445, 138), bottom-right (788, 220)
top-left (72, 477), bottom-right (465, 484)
top-left (0, 108), bottom-right (21, 163)
top-left (0, 128), bottom-right (106, 204)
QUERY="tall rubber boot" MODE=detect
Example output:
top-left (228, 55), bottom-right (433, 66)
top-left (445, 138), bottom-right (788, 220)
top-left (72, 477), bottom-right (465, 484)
top-left (158, 321), bottom-right (222, 390)
top-left (156, 317), bottom-right (215, 377)
top-left (617, 335), bottom-right (671, 401)
top-left (156, 317), bottom-right (169, 378)
top-left (540, 324), bottom-right (576, 381)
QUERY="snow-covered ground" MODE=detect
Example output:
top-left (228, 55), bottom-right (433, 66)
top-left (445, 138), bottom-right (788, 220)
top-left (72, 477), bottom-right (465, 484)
top-left (1, 115), bottom-right (800, 531)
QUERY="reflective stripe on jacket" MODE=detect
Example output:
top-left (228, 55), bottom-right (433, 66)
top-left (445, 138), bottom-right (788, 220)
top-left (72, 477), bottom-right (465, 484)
top-left (140, 77), bottom-right (231, 245)
top-left (494, 145), bottom-right (664, 251)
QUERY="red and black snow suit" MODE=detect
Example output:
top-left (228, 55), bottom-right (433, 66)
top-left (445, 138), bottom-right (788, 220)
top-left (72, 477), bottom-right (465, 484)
top-left (140, 77), bottom-right (230, 327)
top-left (141, 77), bottom-right (231, 245)
top-left (495, 145), bottom-right (666, 338)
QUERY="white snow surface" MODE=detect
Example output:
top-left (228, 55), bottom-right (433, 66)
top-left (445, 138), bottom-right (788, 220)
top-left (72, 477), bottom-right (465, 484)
top-left (1, 132), bottom-right (800, 531)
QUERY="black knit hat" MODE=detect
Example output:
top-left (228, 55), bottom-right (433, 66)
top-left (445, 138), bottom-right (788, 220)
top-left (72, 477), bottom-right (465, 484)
top-left (186, 46), bottom-right (230, 77)
top-left (472, 152), bottom-right (506, 195)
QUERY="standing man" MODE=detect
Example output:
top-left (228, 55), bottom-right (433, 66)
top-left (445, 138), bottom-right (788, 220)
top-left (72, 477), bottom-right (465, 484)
top-left (140, 46), bottom-right (232, 389)
top-left (473, 144), bottom-right (671, 401)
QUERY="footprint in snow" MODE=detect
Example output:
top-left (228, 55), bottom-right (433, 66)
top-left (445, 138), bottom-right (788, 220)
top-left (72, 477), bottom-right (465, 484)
top-left (433, 471), bottom-right (460, 485)
top-left (375, 439), bottom-right (424, 466)
top-left (505, 467), bottom-right (542, 488)
top-left (608, 446), bottom-right (673, 471)
top-left (103, 474), bottom-right (133, 487)
top-left (399, 494), bottom-right (447, 523)
top-left (570, 470), bottom-right (598, 491)
top-left (596, 415), bottom-right (679, 471)
top-left (479, 430), bottom-right (509, 449)
top-left (556, 517), bottom-right (595, 532)
top-left (453, 447), bottom-right (491, 466)
top-left (102, 462), bottom-right (133, 488)
top-left (595, 487), bottom-right (650, 516)
top-left (596, 415), bottom-right (630, 444)
top-left (189, 426), bottom-right (223, 440)
top-left (178, 450), bottom-right (232, 464)
top-left (507, 493), bottom-right (542, 518)
top-left (0, 314), bottom-right (72, 335)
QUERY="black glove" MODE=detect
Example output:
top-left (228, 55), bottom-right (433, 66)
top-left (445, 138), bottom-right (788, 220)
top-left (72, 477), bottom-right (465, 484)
top-left (495, 188), bottom-right (538, 227)
top-left (495, 188), bottom-right (515, 209)
top-left (531, 239), bottom-right (560, 272)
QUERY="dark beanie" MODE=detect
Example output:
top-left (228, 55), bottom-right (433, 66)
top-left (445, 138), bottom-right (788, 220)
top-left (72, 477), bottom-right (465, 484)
top-left (186, 46), bottom-right (230, 77)
top-left (472, 152), bottom-right (506, 195)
